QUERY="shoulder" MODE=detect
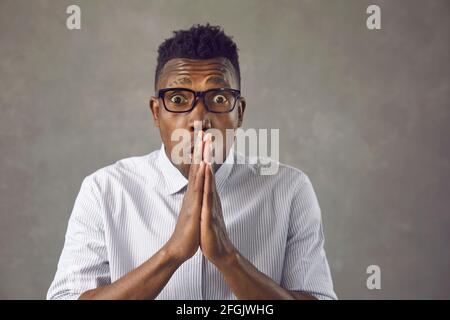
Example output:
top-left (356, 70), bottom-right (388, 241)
top-left (231, 152), bottom-right (320, 219)
top-left (81, 149), bottom-right (160, 192)
top-left (233, 151), bottom-right (312, 190)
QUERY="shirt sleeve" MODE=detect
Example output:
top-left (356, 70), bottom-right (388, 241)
top-left (47, 175), bottom-right (111, 300)
top-left (280, 173), bottom-right (337, 300)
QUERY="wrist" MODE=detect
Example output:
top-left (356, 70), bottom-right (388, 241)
top-left (161, 243), bottom-right (187, 268)
top-left (214, 247), bottom-right (241, 271)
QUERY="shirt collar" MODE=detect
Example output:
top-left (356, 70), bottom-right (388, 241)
top-left (157, 143), bottom-right (235, 195)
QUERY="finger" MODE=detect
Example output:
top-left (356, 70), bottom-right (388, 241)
top-left (187, 161), bottom-right (203, 218)
top-left (203, 151), bottom-right (216, 193)
top-left (188, 131), bottom-right (203, 182)
top-left (203, 133), bottom-right (213, 164)
top-left (201, 163), bottom-right (213, 225)
top-left (194, 161), bottom-right (206, 194)
top-left (193, 130), bottom-right (204, 165)
top-left (207, 164), bottom-right (217, 193)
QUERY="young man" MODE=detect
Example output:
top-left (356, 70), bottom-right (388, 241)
top-left (47, 24), bottom-right (337, 300)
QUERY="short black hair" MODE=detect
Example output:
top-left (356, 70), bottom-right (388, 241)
top-left (155, 23), bottom-right (240, 90)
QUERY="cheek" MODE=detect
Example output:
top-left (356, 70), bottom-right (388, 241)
top-left (213, 118), bottom-right (238, 146)
top-left (158, 115), bottom-right (184, 148)
top-left (214, 111), bottom-right (239, 127)
top-left (160, 113), bottom-right (187, 133)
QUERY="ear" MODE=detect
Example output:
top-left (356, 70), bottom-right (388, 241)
top-left (237, 96), bottom-right (246, 128)
top-left (149, 96), bottom-right (161, 128)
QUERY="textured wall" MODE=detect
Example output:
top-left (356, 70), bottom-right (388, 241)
top-left (0, 0), bottom-right (449, 299)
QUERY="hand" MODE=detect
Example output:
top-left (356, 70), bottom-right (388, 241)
top-left (200, 135), bottom-right (237, 267)
top-left (165, 131), bottom-right (206, 263)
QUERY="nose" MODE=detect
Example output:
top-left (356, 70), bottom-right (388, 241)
top-left (188, 96), bottom-right (211, 132)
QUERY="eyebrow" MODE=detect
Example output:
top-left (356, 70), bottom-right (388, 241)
top-left (168, 77), bottom-right (192, 86)
top-left (167, 76), bottom-right (229, 87)
top-left (206, 76), bottom-right (229, 86)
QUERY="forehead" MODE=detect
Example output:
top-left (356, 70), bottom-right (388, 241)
top-left (158, 57), bottom-right (238, 89)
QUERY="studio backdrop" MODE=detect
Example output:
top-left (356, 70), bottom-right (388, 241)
top-left (0, 0), bottom-right (449, 299)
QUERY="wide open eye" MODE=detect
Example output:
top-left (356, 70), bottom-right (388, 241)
top-left (212, 94), bottom-right (228, 104)
top-left (170, 94), bottom-right (188, 105)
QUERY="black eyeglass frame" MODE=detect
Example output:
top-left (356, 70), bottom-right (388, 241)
top-left (157, 87), bottom-right (241, 113)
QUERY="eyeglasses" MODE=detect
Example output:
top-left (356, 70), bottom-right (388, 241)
top-left (157, 87), bottom-right (241, 113)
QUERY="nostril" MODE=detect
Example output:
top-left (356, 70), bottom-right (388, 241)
top-left (189, 121), bottom-right (211, 133)
top-left (189, 127), bottom-right (205, 133)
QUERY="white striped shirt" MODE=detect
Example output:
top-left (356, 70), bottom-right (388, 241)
top-left (47, 144), bottom-right (337, 300)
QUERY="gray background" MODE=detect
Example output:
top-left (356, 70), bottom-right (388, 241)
top-left (1, 0), bottom-right (449, 299)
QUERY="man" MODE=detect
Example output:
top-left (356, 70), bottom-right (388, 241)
top-left (47, 24), bottom-right (337, 300)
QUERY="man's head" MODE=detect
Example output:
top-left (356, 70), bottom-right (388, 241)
top-left (150, 24), bottom-right (246, 178)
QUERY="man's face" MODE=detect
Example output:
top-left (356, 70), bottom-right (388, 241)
top-left (150, 57), bottom-right (246, 178)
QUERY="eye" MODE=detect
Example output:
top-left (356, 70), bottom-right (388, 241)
top-left (212, 94), bottom-right (228, 104)
top-left (170, 94), bottom-right (187, 104)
